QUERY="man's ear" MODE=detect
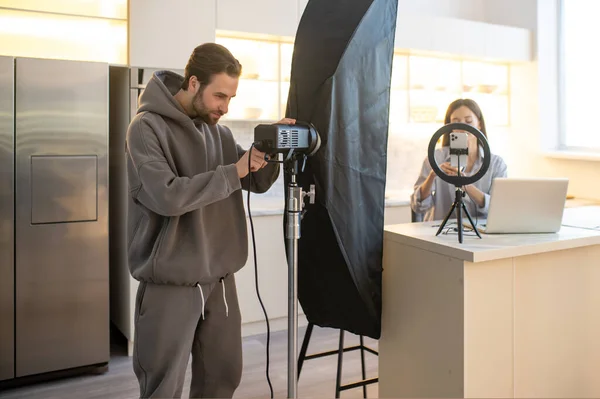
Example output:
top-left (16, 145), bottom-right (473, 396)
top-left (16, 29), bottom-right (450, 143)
top-left (188, 75), bottom-right (200, 93)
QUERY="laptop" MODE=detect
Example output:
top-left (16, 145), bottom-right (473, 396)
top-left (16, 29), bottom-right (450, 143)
top-left (465, 177), bottom-right (569, 234)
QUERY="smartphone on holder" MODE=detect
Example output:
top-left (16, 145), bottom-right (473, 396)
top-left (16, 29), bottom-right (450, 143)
top-left (449, 132), bottom-right (468, 171)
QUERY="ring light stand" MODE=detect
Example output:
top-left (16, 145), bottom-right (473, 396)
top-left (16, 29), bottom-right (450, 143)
top-left (427, 123), bottom-right (491, 243)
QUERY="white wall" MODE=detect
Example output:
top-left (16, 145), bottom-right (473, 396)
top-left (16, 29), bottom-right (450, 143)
top-left (216, 0), bottom-right (300, 37)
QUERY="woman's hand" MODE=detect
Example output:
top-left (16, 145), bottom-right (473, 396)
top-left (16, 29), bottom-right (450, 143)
top-left (440, 162), bottom-right (462, 176)
top-left (463, 184), bottom-right (485, 208)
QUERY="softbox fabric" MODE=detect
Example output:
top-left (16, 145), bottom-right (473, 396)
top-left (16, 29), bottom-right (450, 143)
top-left (285, 0), bottom-right (398, 339)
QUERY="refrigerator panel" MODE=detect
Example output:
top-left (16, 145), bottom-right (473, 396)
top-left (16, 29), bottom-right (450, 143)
top-left (15, 57), bottom-right (109, 377)
top-left (0, 56), bottom-right (14, 381)
top-left (108, 66), bottom-right (133, 342)
top-left (31, 155), bottom-right (98, 224)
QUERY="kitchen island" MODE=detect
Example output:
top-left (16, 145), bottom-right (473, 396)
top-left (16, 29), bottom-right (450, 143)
top-left (379, 220), bottom-right (600, 398)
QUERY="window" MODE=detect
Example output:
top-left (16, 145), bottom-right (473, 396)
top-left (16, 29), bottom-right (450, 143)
top-left (559, 0), bottom-right (600, 150)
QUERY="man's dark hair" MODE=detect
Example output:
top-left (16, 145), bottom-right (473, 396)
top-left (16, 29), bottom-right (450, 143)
top-left (181, 43), bottom-right (242, 90)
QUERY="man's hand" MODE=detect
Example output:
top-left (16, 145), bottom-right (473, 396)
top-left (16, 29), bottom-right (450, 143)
top-left (236, 148), bottom-right (269, 178)
top-left (276, 118), bottom-right (296, 125)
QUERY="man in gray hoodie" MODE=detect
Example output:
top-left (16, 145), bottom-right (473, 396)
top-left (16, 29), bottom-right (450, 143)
top-left (126, 43), bottom-right (291, 398)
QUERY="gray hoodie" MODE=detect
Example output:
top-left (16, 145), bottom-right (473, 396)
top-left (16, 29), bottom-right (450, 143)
top-left (126, 70), bottom-right (279, 286)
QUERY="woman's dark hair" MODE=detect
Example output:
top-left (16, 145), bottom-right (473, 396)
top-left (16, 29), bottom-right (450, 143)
top-left (441, 98), bottom-right (487, 146)
top-left (181, 43), bottom-right (242, 90)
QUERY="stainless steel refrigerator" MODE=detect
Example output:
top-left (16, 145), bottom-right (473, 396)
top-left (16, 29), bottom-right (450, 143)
top-left (0, 56), bottom-right (109, 381)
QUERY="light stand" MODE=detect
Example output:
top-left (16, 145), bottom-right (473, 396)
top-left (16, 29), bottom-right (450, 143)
top-left (427, 123), bottom-right (491, 244)
top-left (284, 154), bottom-right (315, 399)
top-left (253, 121), bottom-right (320, 398)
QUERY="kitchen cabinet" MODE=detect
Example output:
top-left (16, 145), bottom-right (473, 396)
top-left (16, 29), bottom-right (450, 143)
top-left (388, 53), bottom-right (509, 127)
top-left (395, 14), bottom-right (532, 63)
top-left (485, 23), bottom-right (531, 62)
top-left (407, 55), bottom-right (462, 124)
top-left (129, 0), bottom-right (216, 69)
top-left (0, 4), bottom-right (127, 64)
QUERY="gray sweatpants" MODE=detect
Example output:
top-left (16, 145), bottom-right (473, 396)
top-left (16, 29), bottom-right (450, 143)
top-left (132, 274), bottom-right (243, 398)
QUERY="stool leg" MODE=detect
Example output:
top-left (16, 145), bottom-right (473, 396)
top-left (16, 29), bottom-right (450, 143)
top-left (298, 322), bottom-right (314, 379)
top-left (335, 330), bottom-right (345, 398)
top-left (360, 335), bottom-right (367, 398)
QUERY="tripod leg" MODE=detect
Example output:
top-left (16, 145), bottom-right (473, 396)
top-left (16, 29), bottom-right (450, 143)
top-left (297, 322), bottom-right (314, 379)
top-left (360, 335), bottom-right (367, 398)
top-left (335, 330), bottom-right (344, 398)
top-left (462, 203), bottom-right (482, 239)
top-left (436, 201), bottom-right (458, 236)
top-left (456, 199), bottom-right (463, 243)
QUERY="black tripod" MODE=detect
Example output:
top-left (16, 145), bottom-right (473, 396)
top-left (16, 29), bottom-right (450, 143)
top-left (434, 157), bottom-right (482, 243)
top-left (435, 185), bottom-right (481, 243)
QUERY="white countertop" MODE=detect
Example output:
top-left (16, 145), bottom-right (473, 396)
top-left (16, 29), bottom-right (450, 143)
top-left (562, 205), bottom-right (600, 230)
top-left (384, 221), bottom-right (600, 263)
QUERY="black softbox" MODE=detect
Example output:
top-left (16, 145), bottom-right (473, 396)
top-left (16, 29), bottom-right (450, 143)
top-left (285, 0), bottom-right (398, 339)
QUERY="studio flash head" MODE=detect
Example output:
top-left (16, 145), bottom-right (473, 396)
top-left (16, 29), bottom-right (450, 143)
top-left (253, 121), bottom-right (321, 157)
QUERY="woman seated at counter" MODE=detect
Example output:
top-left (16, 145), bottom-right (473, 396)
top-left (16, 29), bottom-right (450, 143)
top-left (410, 98), bottom-right (508, 221)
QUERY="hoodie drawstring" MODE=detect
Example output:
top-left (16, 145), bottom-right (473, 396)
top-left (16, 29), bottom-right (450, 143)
top-left (197, 279), bottom-right (228, 319)
top-left (197, 283), bottom-right (205, 320)
top-left (221, 278), bottom-right (229, 317)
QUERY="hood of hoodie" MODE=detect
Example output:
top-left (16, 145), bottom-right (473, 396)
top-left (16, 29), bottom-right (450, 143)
top-left (137, 70), bottom-right (194, 126)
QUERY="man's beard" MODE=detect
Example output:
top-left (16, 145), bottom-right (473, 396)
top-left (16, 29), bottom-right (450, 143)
top-left (192, 90), bottom-right (222, 125)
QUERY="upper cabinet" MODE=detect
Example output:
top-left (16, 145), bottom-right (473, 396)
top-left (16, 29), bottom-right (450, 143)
top-left (129, 0), bottom-right (216, 69)
top-left (0, 0), bottom-right (126, 18)
top-left (216, 0), bottom-right (300, 37)
top-left (394, 14), bottom-right (532, 63)
top-left (0, 0), bottom-right (127, 64)
top-left (391, 54), bottom-right (509, 128)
